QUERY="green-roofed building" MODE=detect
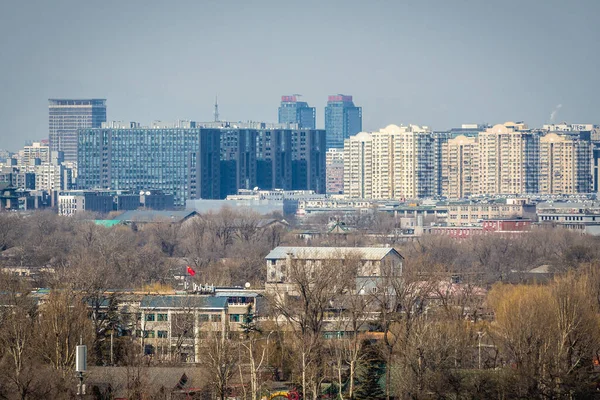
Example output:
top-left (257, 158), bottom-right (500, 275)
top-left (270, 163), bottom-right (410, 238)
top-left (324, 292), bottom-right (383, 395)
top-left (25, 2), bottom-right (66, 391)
top-left (93, 219), bottom-right (123, 227)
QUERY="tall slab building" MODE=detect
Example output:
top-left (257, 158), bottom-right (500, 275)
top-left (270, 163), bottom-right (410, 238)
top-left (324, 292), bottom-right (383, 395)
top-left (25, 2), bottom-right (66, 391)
top-left (325, 95), bottom-right (362, 149)
top-left (49, 99), bottom-right (106, 162)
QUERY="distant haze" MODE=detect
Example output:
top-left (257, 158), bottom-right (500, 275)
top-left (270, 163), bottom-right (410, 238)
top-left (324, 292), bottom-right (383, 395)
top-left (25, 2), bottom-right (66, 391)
top-left (0, 0), bottom-right (599, 150)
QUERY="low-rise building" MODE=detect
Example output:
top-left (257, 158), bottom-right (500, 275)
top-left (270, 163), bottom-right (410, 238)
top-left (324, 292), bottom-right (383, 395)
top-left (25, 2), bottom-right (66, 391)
top-left (446, 199), bottom-right (536, 226)
top-left (537, 201), bottom-right (600, 234)
top-left (265, 246), bottom-right (403, 292)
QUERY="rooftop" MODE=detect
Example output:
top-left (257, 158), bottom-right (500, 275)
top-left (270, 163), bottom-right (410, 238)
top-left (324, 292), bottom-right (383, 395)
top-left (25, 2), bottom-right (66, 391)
top-left (115, 210), bottom-right (197, 223)
top-left (140, 295), bottom-right (227, 309)
top-left (265, 246), bottom-right (402, 261)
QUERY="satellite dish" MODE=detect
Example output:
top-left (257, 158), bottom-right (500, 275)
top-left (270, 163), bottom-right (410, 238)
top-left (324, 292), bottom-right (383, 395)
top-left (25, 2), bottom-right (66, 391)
top-left (139, 191), bottom-right (145, 195)
top-left (253, 187), bottom-right (259, 191)
top-left (244, 282), bottom-right (251, 289)
top-left (145, 191), bottom-right (151, 195)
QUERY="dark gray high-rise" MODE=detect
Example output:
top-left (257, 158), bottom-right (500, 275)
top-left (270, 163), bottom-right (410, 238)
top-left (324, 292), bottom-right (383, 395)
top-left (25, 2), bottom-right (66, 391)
top-left (278, 96), bottom-right (316, 129)
top-left (324, 95), bottom-right (362, 149)
top-left (49, 99), bottom-right (106, 162)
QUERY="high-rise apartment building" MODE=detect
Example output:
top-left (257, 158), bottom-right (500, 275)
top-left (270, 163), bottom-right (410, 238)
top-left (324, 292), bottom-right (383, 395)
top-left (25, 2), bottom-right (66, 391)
top-left (326, 148), bottom-right (344, 194)
top-left (344, 132), bottom-right (372, 198)
top-left (478, 122), bottom-right (539, 195)
top-left (442, 135), bottom-right (479, 199)
top-left (372, 125), bottom-right (435, 199)
top-left (256, 129), bottom-right (292, 191)
top-left (220, 129), bottom-right (257, 198)
top-left (78, 123), bottom-right (220, 205)
top-left (539, 132), bottom-right (592, 194)
top-left (291, 129), bottom-right (326, 193)
top-left (17, 142), bottom-right (50, 165)
top-left (278, 96), bottom-right (316, 129)
top-left (344, 125), bottom-right (436, 200)
top-left (325, 95), bottom-right (362, 149)
top-left (49, 99), bottom-right (106, 162)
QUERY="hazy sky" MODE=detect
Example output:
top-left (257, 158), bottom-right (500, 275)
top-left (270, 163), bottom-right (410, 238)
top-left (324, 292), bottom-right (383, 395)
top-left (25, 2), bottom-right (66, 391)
top-left (0, 0), bottom-right (599, 151)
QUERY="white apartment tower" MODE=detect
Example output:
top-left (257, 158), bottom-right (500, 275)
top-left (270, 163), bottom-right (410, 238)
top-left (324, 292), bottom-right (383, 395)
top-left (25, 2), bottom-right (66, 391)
top-left (343, 132), bottom-right (373, 198)
top-left (539, 133), bottom-right (592, 194)
top-left (442, 135), bottom-right (479, 199)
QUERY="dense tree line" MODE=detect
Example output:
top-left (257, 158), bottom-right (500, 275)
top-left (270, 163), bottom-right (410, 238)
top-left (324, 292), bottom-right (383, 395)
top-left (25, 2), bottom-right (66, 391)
top-left (1, 210), bottom-right (600, 398)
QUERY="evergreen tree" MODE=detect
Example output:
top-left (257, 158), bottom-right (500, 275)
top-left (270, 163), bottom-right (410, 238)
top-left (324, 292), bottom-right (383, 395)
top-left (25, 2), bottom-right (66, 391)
top-left (240, 303), bottom-right (261, 339)
top-left (355, 339), bottom-right (385, 400)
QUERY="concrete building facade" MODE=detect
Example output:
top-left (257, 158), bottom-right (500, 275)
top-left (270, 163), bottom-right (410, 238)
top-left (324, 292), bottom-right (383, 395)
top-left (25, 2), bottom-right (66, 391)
top-left (539, 133), bottom-right (592, 194)
top-left (344, 125), bottom-right (435, 200)
top-left (326, 148), bottom-right (344, 194)
top-left (442, 135), bottom-right (479, 199)
top-left (343, 132), bottom-right (372, 199)
top-left (49, 99), bottom-right (106, 162)
top-left (478, 122), bottom-right (539, 195)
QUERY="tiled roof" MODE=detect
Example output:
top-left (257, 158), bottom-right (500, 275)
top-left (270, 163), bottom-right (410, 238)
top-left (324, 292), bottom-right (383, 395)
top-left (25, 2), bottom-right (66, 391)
top-left (140, 295), bottom-right (227, 309)
top-left (265, 246), bottom-right (402, 261)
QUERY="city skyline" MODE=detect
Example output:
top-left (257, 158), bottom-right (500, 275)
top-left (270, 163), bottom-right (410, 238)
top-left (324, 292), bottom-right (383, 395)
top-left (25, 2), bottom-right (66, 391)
top-left (1, 0), bottom-right (600, 150)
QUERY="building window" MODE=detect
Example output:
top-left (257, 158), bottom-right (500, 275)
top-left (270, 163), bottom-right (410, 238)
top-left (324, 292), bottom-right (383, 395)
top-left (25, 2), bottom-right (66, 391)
top-left (157, 330), bottom-right (168, 338)
top-left (146, 314), bottom-right (155, 322)
top-left (229, 314), bottom-right (240, 323)
top-left (199, 314), bottom-right (210, 322)
top-left (157, 313), bottom-right (168, 321)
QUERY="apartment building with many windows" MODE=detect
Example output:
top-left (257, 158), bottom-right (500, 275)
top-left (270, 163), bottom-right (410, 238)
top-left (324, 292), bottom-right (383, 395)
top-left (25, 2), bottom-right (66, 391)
top-left (478, 122), bottom-right (539, 195)
top-left (343, 132), bottom-right (372, 198)
top-left (539, 132), bottom-right (592, 194)
top-left (344, 125), bottom-right (435, 200)
top-left (442, 135), bottom-right (479, 199)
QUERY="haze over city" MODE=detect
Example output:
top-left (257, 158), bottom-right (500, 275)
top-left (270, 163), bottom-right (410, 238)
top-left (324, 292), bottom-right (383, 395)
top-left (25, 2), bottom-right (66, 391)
top-left (1, 0), bottom-right (600, 150)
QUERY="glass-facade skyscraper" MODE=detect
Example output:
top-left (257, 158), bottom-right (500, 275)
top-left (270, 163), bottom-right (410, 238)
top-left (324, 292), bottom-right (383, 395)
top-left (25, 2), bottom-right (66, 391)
top-left (49, 99), bottom-right (106, 163)
top-left (324, 95), bottom-right (362, 149)
top-left (278, 96), bottom-right (316, 129)
top-left (77, 124), bottom-right (221, 205)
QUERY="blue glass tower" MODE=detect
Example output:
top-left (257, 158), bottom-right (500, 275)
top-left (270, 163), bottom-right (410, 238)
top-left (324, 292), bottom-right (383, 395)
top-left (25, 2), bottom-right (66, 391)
top-left (324, 95), bottom-right (362, 149)
top-left (278, 96), bottom-right (316, 129)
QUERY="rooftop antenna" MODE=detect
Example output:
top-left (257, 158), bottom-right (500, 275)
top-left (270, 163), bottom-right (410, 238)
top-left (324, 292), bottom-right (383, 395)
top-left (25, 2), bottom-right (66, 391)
top-left (214, 96), bottom-right (220, 122)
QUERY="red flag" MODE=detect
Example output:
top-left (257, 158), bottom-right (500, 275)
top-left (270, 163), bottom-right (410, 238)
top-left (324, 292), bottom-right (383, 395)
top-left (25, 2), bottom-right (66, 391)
top-left (186, 266), bottom-right (196, 276)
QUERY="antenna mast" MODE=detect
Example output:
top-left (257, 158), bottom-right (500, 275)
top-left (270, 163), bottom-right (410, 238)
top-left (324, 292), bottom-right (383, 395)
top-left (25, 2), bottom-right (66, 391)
top-left (214, 96), bottom-right (219, 122)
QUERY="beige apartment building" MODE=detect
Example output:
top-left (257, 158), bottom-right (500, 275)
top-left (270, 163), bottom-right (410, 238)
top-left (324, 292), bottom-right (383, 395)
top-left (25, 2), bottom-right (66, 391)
top-left (478, 122), bottom-right (539, 196)
top-left (17, 142), bottom-right (51, 165)
top-left (539, 133), bottom-right (592, 194)
top-left (344, 125), bottom-right (435, 200)
top-left (344, 131), bottom-right (373, 198)
top-left (442, 135), bottom-right (478, 198)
